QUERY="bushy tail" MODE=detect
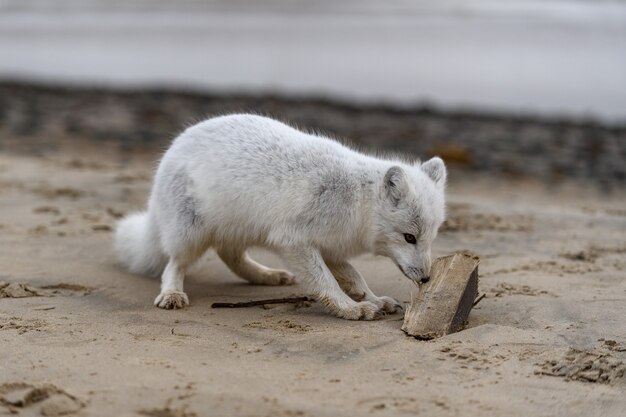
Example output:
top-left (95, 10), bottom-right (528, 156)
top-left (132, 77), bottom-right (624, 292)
top-left (114, 211), bottom-right (167, 277)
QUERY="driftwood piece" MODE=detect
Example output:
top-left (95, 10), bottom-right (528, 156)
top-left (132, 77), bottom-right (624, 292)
top-left (402, 252), bottom-right (480, 339)
top-left (211, 296), bottom-right (312, 308)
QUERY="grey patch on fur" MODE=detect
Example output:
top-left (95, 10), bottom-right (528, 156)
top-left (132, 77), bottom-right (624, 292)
top-left (168, 170), bottom-right (202, 227)
top-left (297, 169), bottom-right (355, 231)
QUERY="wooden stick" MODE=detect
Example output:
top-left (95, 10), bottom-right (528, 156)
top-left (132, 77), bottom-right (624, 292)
top-left (211, 296), bottom-right (312, 309)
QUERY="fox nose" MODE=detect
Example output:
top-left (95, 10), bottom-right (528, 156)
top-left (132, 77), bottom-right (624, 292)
top-left (416, 266), bottom-right (430, 284)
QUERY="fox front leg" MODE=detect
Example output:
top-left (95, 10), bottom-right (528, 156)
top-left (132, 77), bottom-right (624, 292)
top-left (326, 260), bottom-right (401, 314)
top-left (279, 246), bottom-right (384, 320)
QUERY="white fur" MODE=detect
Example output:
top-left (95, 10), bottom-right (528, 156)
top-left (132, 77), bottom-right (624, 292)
top-left (114, 114), bottom-right (446, 320)
top-left (114, 212), bottom-right (166, 277)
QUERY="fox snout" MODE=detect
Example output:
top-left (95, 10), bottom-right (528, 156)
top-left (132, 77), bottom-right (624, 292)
top-left (398, 265), bottom-right (431, 284)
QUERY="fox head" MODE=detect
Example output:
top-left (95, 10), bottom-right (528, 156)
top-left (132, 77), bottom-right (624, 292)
top-left (373, 157), bottom-right (446, 284)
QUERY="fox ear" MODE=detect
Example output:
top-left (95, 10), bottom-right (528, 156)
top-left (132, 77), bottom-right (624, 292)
top-left (384, 166), bottom-right (409, 205)
top-left (421, 157), bottom-right (447, 186)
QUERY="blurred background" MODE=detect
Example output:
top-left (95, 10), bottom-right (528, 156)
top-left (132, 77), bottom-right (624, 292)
top-left (1, 0), bottom-right (625, 186)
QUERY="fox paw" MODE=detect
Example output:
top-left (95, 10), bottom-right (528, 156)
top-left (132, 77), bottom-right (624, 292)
top-left (255, 270), bottom-right (295, 286)
top-left (337, 301), bottom-right (383, 321)
top-left (371, 296), bottom-right (402, 314)
top-left (154, 290), bottom-right (189, 309)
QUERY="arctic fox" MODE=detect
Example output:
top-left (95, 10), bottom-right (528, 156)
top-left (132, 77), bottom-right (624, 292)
top-left (114, 114), bottom-right (446, 320)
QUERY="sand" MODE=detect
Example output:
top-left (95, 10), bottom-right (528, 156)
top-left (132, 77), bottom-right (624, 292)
top-left (1, 137), bottom-right (625, 417)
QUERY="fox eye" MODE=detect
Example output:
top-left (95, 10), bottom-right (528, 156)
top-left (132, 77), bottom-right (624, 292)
top-left (404, 233), bottom-right (417, 244)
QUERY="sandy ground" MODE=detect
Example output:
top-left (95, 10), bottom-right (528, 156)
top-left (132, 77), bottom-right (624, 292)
top-left (1, 137), bottom-right (625, 417)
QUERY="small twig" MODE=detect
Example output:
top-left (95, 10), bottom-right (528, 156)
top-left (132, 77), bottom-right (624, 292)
top-left (32, 306), bottom-right (56, 311)
top-left (211, 296), bottom-right (312, 309)
top-left (472, 293), bottom-right (486, 307)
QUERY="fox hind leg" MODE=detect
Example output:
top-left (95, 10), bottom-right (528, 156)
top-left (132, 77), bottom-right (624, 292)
top-left (154, 257), bottom-right (190, 309)
top-left (154, 220), bottom-right (210, 309)
top-left (217, 247), bottom-right (295, 286)
top-left (154, 236), bottom-right (211, 309)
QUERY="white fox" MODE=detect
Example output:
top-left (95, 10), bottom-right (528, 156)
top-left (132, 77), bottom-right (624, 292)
top-left (114, 114), bottom-right (446, 320)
